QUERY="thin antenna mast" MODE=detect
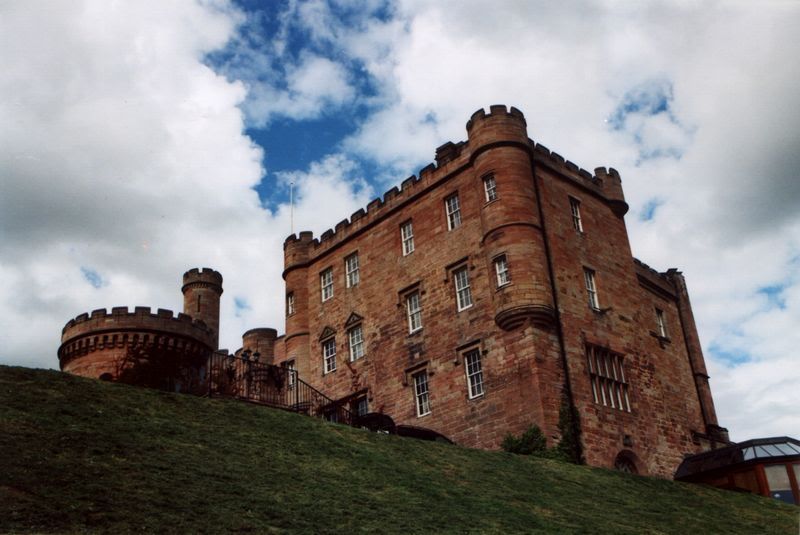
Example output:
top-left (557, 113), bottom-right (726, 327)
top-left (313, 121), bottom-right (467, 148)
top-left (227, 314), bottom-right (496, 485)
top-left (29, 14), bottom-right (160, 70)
top-left (290, 180), bottom-right (294, 234)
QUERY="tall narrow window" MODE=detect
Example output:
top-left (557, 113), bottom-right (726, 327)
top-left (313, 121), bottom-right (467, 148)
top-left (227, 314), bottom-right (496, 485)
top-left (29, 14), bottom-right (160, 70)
top-left (464, 349), bottom-right (485, 399)
top-left (454, 267), bottom-right (473, 311)
top-left (400, 220), bottom-right (415, 256)
top-left (352, 396), bottom-right (369, 417)
top-left (445, 193), bottom-right (461, 230)
top-left (320, 268), bottom-right (333, 302)
top-left (586, 344), bottom-right (631, 412)
top-left (655, 308), bottom-right (667, 338)
top-left (494, 255), bottom-right (510, 287)
top-left (283, 359), bottom-right (296, 387)
top-left (584, 268), bottom-right (599, 310)
top-left (483, 173), bottom-right (497, 202)
top-left (413, 371), bottom-right (431, 416)
top-left (348, 324), bottom-right (365, 361)
top-left (322, 338), bottom-right (336, 374)
top-left (286, 292), bottom-right (295, 316)
top-left (406, 291), bottom-right (422, 333)
top-left (570, 197), bottom-right (583, 232)
top-left (345, 253), bottom-right (359, 288)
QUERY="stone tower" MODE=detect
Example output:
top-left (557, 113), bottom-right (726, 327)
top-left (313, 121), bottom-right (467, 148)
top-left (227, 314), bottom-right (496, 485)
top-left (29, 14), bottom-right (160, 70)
top-left (182, 268), bottom-right (223, 349)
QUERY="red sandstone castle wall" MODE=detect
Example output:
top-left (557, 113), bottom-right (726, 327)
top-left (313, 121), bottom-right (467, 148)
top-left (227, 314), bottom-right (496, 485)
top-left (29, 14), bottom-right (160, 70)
top-left (59, 306), bottom-right (215, 380)
top-left (280, 105), bottom-right (723, 478)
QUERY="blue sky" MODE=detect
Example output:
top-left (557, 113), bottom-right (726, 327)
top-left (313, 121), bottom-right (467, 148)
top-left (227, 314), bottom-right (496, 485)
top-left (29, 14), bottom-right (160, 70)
top-left (1, 0), bottom-right (799, 441)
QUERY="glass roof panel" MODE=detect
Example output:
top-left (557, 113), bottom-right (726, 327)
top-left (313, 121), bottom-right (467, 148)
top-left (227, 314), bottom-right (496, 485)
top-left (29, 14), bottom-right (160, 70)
top-left (742, 447), bottom-right (755, 461)
top-left (759, 444), bottom-right (784, 457)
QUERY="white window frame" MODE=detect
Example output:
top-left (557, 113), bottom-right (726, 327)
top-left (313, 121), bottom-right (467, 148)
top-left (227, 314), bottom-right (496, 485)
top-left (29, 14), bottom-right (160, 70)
top-left (656, 308), bottom-right (667, 338)
top-left (286, 292), bottom-right (295, 316)
top-left (353, 396), bottom-right (369, 417)
top-left (322, 338), bottom-right (336, 374)
top-left (413, 371), bottom-right (431, 416)
top-left (401, 221), bottom-right (415, 256)
top-left (445, 193), bottom-right (461, 231)
top-left (586, 345), bottom-right (631, 412)
top-left (345, 253), bottom-right (359, 288)
top-left (584, 268), bottom-right (599, 310)
top-left (283, 359), bottom-right (296, 387)
top-left (494, 255), bottom-right (510, 287)
top-left (348, 324), bottom-right (365, 361)
top-left (464, 349), bottom-right (485, 399)
top-left (570, 197), bottom-right (583, 232)
top-left (454, 266), bottom-right (473, 311)
top-left (320, 268), bottom-right (334, 302)
top-left (406, 291), bottom-right (422, 333)
top-left (483, 174), bottom-right (497, 202)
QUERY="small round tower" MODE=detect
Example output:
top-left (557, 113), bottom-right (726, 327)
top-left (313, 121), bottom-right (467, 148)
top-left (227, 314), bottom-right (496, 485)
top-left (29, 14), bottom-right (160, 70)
top-left (282, 231), bottom-right (314, 379)
top-left (468, 105), bottom-right (555, 330)
top-left (241, 328), bottom-right (278, 365)
top-left (182, 268), bottom-right (223, 349)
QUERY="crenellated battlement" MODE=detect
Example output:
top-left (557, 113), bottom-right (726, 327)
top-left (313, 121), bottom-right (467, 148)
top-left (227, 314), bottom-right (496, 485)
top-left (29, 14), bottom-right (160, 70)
top-left (182, 267), bottom-right (223, 292)
top-left (633, 258), bottom-right (677, 299)
top-left (61, 306), bottom-right (215, 346)
top-left (283, 106), bottom-right (631, 262)
top-left (466, 104), bottom-right (527, 132)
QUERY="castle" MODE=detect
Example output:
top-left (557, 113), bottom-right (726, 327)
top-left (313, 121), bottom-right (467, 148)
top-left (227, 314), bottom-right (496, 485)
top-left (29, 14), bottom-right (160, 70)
top-left (59, 105), bottom-right (730, 479)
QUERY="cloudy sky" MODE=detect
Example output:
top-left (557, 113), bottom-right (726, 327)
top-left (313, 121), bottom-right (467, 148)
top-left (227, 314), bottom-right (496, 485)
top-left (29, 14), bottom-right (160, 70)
top-left (1, 0), bottom-right (798, 441)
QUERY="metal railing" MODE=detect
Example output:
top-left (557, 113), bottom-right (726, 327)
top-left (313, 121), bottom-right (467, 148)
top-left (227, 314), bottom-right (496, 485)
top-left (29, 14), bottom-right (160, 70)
top-left (206, 351), bottom-right (354, 425)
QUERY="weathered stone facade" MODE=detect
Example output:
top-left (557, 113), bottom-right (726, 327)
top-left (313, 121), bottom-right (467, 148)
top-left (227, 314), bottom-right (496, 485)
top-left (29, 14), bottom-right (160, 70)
top-left (59, 268), bottom-right (222, 383)
top-left (58, 105), bottom-right (728, 479)
top-left (278, 105), bottom-right (728, 477)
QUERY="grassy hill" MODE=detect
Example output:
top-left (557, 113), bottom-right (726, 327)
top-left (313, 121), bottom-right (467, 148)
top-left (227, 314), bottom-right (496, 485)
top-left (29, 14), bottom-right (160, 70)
top-left (0, 365), bottom-right (795, 534)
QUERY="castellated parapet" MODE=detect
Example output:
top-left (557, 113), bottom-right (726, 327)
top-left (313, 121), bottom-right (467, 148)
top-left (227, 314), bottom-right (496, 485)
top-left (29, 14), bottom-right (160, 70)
top-left (58, 269), bottom-right (223, 381)
top-left (57, 105), bottom-right (727, 481)
top-left (281, 105), bottom-right (628, 260)
top-left (279, 104), bottom-right (726, 478)
top-left (182, 267), bottom-right (223, 348)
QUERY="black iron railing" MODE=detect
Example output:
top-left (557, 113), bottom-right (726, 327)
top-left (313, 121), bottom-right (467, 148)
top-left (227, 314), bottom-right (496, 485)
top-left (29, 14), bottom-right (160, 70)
top-left (206, 351), bottom-right (353, 425)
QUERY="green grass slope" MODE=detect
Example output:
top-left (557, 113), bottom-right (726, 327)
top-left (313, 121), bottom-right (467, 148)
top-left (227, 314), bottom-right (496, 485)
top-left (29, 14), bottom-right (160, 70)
top-left (0, 365), bottom-right (795, 534)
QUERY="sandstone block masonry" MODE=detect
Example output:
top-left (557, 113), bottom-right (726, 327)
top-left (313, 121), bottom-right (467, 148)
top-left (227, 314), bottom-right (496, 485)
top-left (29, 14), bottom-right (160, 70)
top-left (57, 105), bottom-right (729, 479)
top-left (59, 268), bottom-right (222, 381)
top-left (279, 105), bottom-right (729, 477)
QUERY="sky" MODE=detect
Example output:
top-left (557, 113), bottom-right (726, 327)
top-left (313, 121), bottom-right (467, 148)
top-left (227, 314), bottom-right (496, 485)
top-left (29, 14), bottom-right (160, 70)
top-left (1, 0), bottom-right (798, 442)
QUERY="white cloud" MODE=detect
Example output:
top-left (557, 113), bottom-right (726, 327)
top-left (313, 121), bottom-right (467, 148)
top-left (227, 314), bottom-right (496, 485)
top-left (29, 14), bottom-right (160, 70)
top-left (287, 0), bottom-right (800, 440)
top-left (1, 0), bottom-right (797, 444)
top-left (0, 0), bottom-right (368, 369)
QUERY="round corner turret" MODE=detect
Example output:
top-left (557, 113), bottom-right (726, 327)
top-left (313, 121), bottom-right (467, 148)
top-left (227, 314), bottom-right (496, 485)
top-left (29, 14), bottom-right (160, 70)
top-left (242, 327), bottom-right (278, 364)
top-left (181, 267), bottom-right (223, 348)
top-left (466, 105), bottom-right (529, 152)
top-left (595, 167), bottom-right (628, 217)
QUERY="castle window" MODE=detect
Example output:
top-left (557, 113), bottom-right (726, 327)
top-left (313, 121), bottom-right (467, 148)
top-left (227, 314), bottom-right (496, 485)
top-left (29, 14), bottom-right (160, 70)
top-left (445, 193), bottom-right (461, 230)
top-left (464, 349), bottom-right (485, 399)
top-left (282, 359), bottom-right (296, 387)
top-left (413, 371), bottom-right (431, 416)
top-left (483, 173), bottom-right (497, 202)
top-left (401, 220), bottom-right (414, 256)
top-left (345, 253), bottom-right (360, 288)
top-left (655, 308), bottom-right (667, 338)
top-left (583, 268), bottom-right (600, 310)
top-left (586, 344), bottom-right (631, 412)
top-left (494, 255), bottom-right (510, 287)
top-left (348, 324), bottom-right (365, 361)
top-left (406, 291), bottom-right (422, 333)
top-left (352, 395), bottom-right (369, 417)
top-left (286, 292), bottom-right (295, 316)
top-left (570, 197), bottom-right (583, 232)
top-left (454, 266), bottom-right (473, 311)
top-left (322, 338), bottom-right (337, 374)
top-left (320, 268), bottom-right (334, 302)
